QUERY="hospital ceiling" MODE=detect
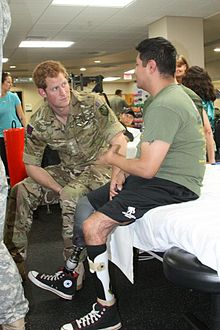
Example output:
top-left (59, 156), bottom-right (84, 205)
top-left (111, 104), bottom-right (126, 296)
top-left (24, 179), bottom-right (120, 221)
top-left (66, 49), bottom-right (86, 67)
top-left (3, 0), bottom-right (220, 82)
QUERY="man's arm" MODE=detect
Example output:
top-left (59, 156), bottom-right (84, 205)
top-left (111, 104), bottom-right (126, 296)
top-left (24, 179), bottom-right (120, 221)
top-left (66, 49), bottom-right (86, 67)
top-left (16, 103), bottom-right (27, 128)
top-left (25, 164), bottom-right (62, 193)
top-left (98, 139), bottom-right (170, 179)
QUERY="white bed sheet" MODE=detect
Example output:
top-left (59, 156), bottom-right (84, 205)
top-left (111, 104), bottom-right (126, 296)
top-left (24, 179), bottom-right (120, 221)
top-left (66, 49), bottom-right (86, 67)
top-left (108, 165), bottom-right (220, 283)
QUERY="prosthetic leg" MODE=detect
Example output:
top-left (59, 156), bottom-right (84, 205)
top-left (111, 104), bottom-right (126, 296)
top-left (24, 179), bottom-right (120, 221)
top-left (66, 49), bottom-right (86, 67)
top-left (64, 195), bottom-right (95, 288)
top-left (87, 244), bottom-right (114, 303)
top-left (61, 244), bottom-right (122, 330)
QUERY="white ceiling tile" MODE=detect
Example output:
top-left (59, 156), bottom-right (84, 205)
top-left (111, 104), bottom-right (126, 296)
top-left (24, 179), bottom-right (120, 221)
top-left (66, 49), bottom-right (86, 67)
top-left (3, 0), bottom-right (220, 80)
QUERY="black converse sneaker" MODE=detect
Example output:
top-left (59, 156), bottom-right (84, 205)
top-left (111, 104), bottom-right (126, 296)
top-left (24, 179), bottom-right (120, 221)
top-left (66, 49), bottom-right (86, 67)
top-left (28, 268), bottom-right (78, 300)
top-left (60, 301), bottom-right (122, 330)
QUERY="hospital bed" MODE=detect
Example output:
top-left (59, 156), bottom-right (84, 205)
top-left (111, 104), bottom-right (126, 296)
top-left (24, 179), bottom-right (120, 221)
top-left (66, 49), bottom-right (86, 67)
top-left (108, 164), bottom-right (220, 283)
top-left (108, 164), bottom-right (220, 329)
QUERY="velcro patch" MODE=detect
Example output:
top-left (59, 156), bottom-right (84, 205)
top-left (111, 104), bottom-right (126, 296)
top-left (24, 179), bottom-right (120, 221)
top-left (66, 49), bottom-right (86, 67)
top-left (99, 104), bottom-right (109, 116)
top-left (27, 124), bottom-right (34, 136)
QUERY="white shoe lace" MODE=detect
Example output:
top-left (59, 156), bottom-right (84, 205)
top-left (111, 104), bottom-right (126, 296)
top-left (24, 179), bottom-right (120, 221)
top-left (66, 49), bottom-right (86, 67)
top-left (40, 270), bottom-right (65, 281)
top-left (76, 303), bottom-right (104, 328)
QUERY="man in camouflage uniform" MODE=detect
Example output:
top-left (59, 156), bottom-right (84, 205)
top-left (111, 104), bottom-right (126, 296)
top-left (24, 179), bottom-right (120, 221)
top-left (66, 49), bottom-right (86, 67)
top-left (4, 60), bottom-right (126, 283)
top-left (0, 1), bottom-right (28, 329)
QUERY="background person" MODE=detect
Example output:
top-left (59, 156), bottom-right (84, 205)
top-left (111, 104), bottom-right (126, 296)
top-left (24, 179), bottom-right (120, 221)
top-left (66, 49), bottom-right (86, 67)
top-left (119, 108), bottom-right (135, 142)
top-left (0, 72), bottom-right (26, 174)
top-left (4, 60), bottom-right (127, 286)
top-left (175, 54), bottom-right (189, 83)
top-left (182, 65), bottom-right (216, 131)
top-left (175, 56), bottom-right (216, 164)
top-left (109, 89), bottom-right (129, 117)
top-left (182, 65), bottom-right (216, 163)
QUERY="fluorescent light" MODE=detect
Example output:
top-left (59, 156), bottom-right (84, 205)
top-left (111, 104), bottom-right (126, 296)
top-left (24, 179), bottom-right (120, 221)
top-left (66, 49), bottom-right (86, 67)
top-left (94, 60), bottom-right (101, 63)
top-left (52, 0), bottom-right (134, 7)
top-left (103, 77), bottom-right (121, 82)
top-left (2, 58), bottom-right (8, 63)
top-left (124, 69), bottom-right (135, 74)
top-left (80, 67), bottom-right (86, 71)
top-left (214, 48), bottom-right (220, 52)
top-left (10, 65), bottom-right (16, 69)
top-left (19, 41), bottom-right (74, 48)
top-left (14, 77), bottom-right (33, 83)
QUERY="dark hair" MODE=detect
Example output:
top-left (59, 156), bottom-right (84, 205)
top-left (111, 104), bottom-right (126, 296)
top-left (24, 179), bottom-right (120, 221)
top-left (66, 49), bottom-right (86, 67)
top-left (115, 89), bottom-right (122, 95)
top-left (121, 108), bottom-right (135, 117)
top-left (2, 71), bottom-right (10, 84)
top-left (135, 37), bottom-right (177, 77)
top-left (182, 66), bottom-right (216, 102)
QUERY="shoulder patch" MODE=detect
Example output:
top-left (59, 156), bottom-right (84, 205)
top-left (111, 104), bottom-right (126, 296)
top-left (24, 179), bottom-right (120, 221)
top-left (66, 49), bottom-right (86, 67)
top-left (27, 124), bottom-right (34, 136)
top-left (99, 104), bottom-right (109, 116)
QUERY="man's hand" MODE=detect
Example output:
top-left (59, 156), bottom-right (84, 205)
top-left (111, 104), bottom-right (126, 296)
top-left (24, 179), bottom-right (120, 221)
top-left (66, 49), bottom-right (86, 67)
top-left (110, 170), bottom-right (127, 200)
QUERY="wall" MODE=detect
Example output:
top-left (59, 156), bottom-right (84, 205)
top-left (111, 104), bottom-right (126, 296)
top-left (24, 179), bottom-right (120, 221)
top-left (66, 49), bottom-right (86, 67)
top-left (11, 81), bottom-right (138, 122)
top-left (149, 16), bottom-right (204, 67)
top-left (206, 61), bottom-right (220, 82)
top-left (12, 83), bottom-right (41, 122)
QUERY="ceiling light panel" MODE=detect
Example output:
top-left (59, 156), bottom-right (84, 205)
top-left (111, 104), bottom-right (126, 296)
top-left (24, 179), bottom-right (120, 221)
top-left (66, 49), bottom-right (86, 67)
top-left (52, 0), bottom-right (135, 8)
top-left (19, 41), bottom-right (74, 48)
top-left (103, 77), bottom-right (121, 81)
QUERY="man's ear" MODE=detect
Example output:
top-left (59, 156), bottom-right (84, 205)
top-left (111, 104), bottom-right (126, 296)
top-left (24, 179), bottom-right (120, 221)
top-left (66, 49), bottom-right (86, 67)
top-left (148, 59), bottom-right (157, 73)
top-left (38, 88), bottom-right (46, 98)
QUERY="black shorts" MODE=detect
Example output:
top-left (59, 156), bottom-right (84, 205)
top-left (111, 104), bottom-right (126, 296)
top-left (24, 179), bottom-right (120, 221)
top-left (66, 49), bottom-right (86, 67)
top-left (87, 175), bottom-right (198, 223)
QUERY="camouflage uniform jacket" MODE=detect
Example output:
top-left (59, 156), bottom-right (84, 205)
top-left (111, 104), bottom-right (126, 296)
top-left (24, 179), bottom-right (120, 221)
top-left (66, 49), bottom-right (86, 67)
top-left (23, 91), bottom-right (124, 172)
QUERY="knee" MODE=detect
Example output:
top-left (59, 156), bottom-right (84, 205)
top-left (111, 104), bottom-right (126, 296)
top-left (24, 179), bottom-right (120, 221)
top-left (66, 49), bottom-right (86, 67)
top-left (82, 217), bottom-right (97, 238)
top-left (82, 218), bottom-right (92, 234)
top-left (59, 186), bottom-right (73, 201)
top-left (60, 186), bottom-right (86, 203)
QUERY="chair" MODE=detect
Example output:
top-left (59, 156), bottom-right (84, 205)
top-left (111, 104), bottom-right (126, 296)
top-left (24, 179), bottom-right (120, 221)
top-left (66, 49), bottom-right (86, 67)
top-left (163, 246), bottom-right (220, 330)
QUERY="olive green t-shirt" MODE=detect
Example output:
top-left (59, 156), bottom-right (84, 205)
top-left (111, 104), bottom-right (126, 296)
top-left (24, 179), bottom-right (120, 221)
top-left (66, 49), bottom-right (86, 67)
top-left (138, 84), bottom-right (206, 196)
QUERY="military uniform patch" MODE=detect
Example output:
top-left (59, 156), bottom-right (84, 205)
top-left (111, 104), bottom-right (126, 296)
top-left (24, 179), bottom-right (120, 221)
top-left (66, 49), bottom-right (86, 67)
top-left (99, 104), bottom-right (109, 116)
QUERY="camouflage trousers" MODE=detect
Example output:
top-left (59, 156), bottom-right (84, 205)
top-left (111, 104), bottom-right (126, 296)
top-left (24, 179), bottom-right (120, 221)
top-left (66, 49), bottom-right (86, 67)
top-left (0, 159), bottom-right (28, 325)
top-left (0, 244), bottom-right (28, 326)
top-left (4, 164), bottom-right (111, 261)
